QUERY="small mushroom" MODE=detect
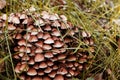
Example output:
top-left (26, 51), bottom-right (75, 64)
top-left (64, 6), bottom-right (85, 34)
top-left (38, 69), bottom-right (44, 76)
top-left (8, 24), bottom-right (16, 30)
top-left (29, 35), bottom-right (38, 42)
top-left (44, 67), bottom-right (52, 73)
top-left (35, 41), bottom-right (43, 47)
top-left (18, 39), bottom-right (26, 46)
top-left (43, 44), bottom-right (52, 50)
top-left (39, 62), bottom-right (47, 68)
top-left (43, 76), bottom-right (51, 80)
top-left (53, 40), bottom-right (64, 48)
top-left (35, 47), bottom-right (43, 53)
top-left (12, 16), bottom-right (20, 24)
top-left (54, 74), bottom-right (64, 80)
top-left (57, 67), bottom-right (67, 75)
top-left (27, 68), bottom-right (37, 76)
top-left (44, 37), bottom-right (54, 44)
top-left (34, 54), bottom-right (44, 62)
top-left (44, 52), bottom-right (53, 58)
top-left (32, 76), bottom-right (42, 80)
top-left (48, 70), bottom-right (56, 78)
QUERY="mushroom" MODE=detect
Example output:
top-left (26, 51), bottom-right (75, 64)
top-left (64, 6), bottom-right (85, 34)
top-left (54, 74), bottom-right (64, 80)
top-left (39, 62), bottom-right (47, 68)
top-left (44, 37), bottom-right (54, 44)
top-left (34, 54), bottom-right (44, 62)
top-left (44, 52), bottom-right (53, 58)
top-left (27, 68), bottom-right (37, 76)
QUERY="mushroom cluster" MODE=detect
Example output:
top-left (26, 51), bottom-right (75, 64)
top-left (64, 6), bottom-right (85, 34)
top-left (0, 11), bottom-right (94, 80)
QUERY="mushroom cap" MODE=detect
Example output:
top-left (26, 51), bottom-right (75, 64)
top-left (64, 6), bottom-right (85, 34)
top-left (20, 13), bottom-right (27, 19)
top-left (57, 67), bottom-right (68, 75)
top-left (53, 40), bottom-right (64, 48)
top-left (38, 69), bottom-right (44, 76)
top-left (43, 33), bottom-right (51, 39)
top-left (67, 55), bottom-right (77, 61)
top-left (32, 76), bottom-right (42, 80)
top-left (35, 41), bottom-right (43, 47)
top-left (27, 68), bottom-right (37, 76)
top-left (18, 39), bottom-right (26, 46)
top-left (52, 29), bottom-right (61, 36)
top-left (29, 35), bottom-right (38, 42)
top-left (44, 52), bottom-right (53, 58)
top-left (58, 54), bottom-right (66, 60)
top-left (43, 76), bottom-right (51, 80)
top-left (43, 44), bottom-right (52, 50)
top-left (8, 24), bottom-right (16, 30)
top-left (34, 54), bottom-right (44, 62)
top-left (54, 74), bottom-right (64, 80)
top-left (35, 47), bottom-right (43, 53)
top-left (28, 58), bottom-right (35, 65)
top-left (12, 16), bottom-right (20, 24)
top-left (39, 62), bottom-right (47, 68)
top-left (44, 25), bottom-right (52, 31)
top-left (44, 37), bottom-right (54, 44)
top-left (37, 32), bottom-right (43, 39)
top-left (44, 67), bottom-right (52, 73)
top-left (14, 64), bottom-right (21, 73)
top-left (46, 60), bottom-right (54, 66)
top-left (13, 33), bottom-right (22, 39)
top-left (48, 70), bottom-right (56, 78)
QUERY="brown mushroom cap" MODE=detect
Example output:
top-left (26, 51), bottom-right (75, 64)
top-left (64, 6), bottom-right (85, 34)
top-left (18, 39), bottom-right (26, 46)
top-left (48, 70), bottom-right (56, 78)
top-left (8, 24), bottom-right (16, 30)
top-left (28, 58), bottom-right (35, 65)
top-left (38, 69), bottom-right (44, 76)
top-left (52, 65), bottom-right (58, 70)
top-left (53, 40), bottom-right (64, 48)
top-left (19, 74), bottom-right (25, 80)
top-left (14, 64), bottom-right (21, 73)
top-left (20, 13), bottom-right (27, 19)
top-left (35, 47), bottom-right (43, 53)
top-left (39, 62), bottom-right (47, 68)
top-left (44, 52), bottom-right (53, 58)
top-left (34, 54), bottom-right (44, 62)
top-left (57, 54), bottom-right (66, 60)
top-left (57, 67), bottom-right (68, 75)
top-left (13, 33), bottom-right (22, 39)
top-left (67, 55), bottom-right (77, 61)
top-left (12, 16), bottom-right (20, 24)
top-left (43, 76), bottom-right (51, 80)
top-left (35, 41), bottom-right (43, 47)
top-left (44, 37), bottom-right (54, 44)
top-left (27, 68), bottom-right (37, 76)
top-left (44, 67), bottom-right (52, 73)
top-left (43, 44), bottom-right (52, 50)
top-left (44, 25), bottom-right (52, 31)
top-left (29, 35), bottom-right (38, 42)
top-left (33, 63), bottom-right (39, 69)
top-left (32, 76), bottom-right (42, 80)
top-left (43, 33), bottom-right (51, 40)
top-left (54, 74), bottom-right (64, 80)
top-left (52, 29), bottom-right (61, 36)
top-left (23, 33), bottom-right (31, 40)
top-left (31, 28), bottom-right (38, 35)
top-left (19, 63), bottom-right (28, 71)
top-left (37, 32), bottom-right (43, 39)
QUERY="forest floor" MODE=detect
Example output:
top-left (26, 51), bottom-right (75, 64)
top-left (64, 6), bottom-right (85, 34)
top-left (0, 0), bottom-right (120, 80)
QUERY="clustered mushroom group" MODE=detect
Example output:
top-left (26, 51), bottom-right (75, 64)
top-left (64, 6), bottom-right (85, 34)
top-left (0, 10), bottom-right (94, 80)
